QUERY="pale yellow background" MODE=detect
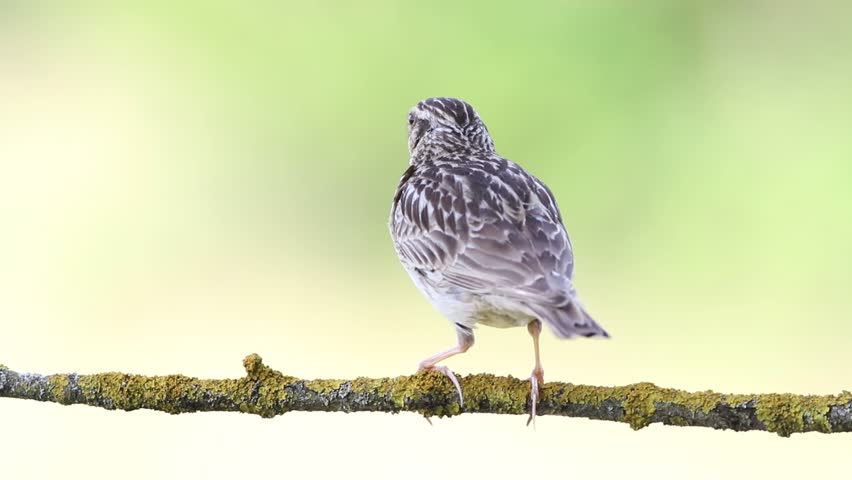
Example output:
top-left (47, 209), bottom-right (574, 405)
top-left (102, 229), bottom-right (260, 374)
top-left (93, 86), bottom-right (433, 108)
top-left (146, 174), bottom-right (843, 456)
top-left (2, 2), bottom-right (851, 478)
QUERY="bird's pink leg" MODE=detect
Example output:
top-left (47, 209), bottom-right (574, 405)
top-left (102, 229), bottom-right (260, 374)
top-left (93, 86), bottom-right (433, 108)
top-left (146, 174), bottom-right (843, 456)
top-left (417, 333), bottom-right (473, 407)
top-left (527, 320), bottom-right (545, 427)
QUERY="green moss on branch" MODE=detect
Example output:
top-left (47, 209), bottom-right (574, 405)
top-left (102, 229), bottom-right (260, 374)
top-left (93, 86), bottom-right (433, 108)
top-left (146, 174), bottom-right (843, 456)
top-left (1, 355), bottom-right (850, 436)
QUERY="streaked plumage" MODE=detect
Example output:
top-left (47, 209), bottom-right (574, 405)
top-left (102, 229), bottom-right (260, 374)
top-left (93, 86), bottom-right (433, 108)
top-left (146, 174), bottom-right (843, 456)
top-left (389, 97), bottom-right (609, 424)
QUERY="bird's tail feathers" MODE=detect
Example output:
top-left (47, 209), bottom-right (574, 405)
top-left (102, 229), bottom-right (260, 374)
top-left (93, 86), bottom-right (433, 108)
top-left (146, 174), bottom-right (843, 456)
top-left (528, 300), bottom-right (609, 339)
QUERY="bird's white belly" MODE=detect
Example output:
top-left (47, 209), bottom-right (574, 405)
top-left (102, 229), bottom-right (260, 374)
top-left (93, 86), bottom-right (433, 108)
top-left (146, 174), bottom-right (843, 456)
top-left (473, 307), bottom-right (535, 328)
top-left (472, 296), bottom-right (536, 329)
top-left (407, 268), bottom-right (535, 329)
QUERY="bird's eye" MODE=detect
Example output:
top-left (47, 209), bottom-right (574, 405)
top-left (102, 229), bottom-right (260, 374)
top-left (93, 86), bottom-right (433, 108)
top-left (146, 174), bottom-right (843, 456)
top-left (408, 114), bottom-right (415, 125)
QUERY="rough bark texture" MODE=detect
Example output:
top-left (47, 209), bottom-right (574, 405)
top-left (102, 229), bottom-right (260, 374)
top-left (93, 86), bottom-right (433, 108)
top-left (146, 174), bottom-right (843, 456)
top-left (1, 355), bottom-right (850, 437)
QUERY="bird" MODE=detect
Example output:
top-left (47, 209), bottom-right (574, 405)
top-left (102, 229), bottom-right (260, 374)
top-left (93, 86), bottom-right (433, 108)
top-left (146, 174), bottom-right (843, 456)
top-left (388, 97), bottom-right (609, 425)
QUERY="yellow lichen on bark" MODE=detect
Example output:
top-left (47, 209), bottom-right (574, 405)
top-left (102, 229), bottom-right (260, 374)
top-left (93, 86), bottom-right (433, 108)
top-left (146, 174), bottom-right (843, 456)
top-left (3, 356), bottom-right (852, 436)
top-left (754, 393), bottom-right (849, 436)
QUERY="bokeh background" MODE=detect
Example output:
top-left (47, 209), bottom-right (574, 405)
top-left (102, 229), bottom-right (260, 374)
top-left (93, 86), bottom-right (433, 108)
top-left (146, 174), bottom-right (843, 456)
top-left (2, 1), bottom-right (851, 478)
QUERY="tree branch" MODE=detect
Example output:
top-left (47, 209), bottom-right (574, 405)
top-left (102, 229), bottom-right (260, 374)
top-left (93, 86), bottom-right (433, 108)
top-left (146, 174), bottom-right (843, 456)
top-left (1, 354), bottom-right (850, 436)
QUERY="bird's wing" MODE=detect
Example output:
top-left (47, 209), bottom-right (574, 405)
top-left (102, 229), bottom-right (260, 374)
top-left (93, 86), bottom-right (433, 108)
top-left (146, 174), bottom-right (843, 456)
top-left (390, 159), bottom-right (574, 303)
top-left (391, 158), bottom-right (608, 338)
top-left (457, 162), bottom-right (576, 303)
top-left (390, 165), bottom-right (469, 273)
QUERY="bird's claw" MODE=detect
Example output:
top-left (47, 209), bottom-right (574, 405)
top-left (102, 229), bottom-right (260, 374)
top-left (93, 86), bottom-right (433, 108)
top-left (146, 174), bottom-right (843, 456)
top-left (527, 374), bottom-right (539, 428)
top-left (527, 369), bottom-right (544, 428)
top-left (420, 364), bottom-right (464, 408)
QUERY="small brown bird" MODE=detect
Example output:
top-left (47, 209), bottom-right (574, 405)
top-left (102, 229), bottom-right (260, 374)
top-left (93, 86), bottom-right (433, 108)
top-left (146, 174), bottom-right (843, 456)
top-left (389, 97), bottom-right (609, 425)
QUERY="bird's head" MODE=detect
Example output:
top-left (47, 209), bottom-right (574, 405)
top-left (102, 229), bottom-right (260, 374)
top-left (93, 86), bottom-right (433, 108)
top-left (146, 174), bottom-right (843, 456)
top-left (407, 97), bottom-right (495, 162)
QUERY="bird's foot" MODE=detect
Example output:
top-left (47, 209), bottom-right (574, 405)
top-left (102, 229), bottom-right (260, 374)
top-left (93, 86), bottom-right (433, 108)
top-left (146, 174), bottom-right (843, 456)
top-left (527, 367), bottom-right (545, 428)
top-left (418, 364), bottom-right (464, 408)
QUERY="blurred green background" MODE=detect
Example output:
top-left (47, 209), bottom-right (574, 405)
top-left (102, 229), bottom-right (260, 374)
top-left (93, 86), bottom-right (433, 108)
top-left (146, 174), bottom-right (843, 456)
top-left (2, 1), bottom-right (851, 478)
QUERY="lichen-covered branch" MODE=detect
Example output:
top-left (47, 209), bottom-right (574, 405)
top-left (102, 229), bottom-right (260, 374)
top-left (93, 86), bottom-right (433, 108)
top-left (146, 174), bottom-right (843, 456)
top-left (1, 355), bottom-right (850, 436)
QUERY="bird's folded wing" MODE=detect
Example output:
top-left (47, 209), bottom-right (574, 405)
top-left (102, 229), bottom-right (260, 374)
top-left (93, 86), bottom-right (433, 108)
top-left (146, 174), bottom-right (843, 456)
top-left (391, 171), bottom-right (576, 308)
